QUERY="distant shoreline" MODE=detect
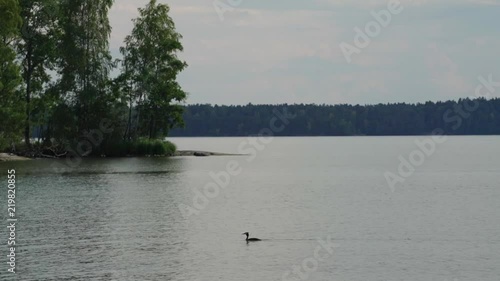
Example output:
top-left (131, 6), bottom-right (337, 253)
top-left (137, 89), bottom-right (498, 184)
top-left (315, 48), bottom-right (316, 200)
top-left (169, 98), bottom-right (500, 137)
top-left (0, 150), bottom-right (242, 161)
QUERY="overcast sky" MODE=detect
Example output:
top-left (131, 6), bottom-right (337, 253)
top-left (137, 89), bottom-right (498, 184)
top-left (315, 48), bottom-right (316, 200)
top-left (108, 0), bottom-right (500, 105)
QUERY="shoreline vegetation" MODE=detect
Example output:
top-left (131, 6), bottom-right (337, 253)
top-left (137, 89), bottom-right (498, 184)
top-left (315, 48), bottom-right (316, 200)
top-left (0, 139), bottom-right (243, 161)
top-left (0, 151), bottom-right (242, 161)
top-left (0, 151), bottom-right (241, 161)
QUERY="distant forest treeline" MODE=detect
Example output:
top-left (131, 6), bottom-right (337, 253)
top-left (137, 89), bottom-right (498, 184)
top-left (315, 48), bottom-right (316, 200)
top-left (170, 98), bottom-right (500, 136)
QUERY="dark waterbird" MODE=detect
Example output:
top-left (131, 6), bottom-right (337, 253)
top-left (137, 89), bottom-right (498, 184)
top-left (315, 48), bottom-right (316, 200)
top-left (242, 232), bottom-right (261, 242)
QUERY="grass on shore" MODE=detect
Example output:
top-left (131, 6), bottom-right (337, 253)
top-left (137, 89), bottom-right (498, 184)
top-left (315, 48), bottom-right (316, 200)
top-left (99, 139), bottom-right (177, 157)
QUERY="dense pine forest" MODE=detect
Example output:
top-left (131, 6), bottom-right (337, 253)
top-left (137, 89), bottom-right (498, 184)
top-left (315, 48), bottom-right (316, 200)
top-left (0, 0), bottom-right (186, 156)
top-left (170, 98), bottom-right (500, 136)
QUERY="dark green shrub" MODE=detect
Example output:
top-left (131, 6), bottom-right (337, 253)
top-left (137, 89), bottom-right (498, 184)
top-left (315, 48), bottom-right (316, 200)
top-left (151, 140), bottom-right (165, 155)
top-left (135, 140), bottom-right (149, 155)
top-left (163, 141), bottom-right (176, 156)
top-left (96, 139), bottom-right (176, 157)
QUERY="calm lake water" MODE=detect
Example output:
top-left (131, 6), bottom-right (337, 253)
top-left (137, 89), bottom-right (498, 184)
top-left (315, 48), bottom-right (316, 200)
top-left (1, 136), bottom-right (499, 281)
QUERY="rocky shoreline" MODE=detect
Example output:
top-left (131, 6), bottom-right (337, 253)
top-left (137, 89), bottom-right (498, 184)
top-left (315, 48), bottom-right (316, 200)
top-left (0, 150), bottom-right (241, 161)
top-left (0, 153), bottom-right (31, 161)
top-left (173, 150), bottom-right (242, 157)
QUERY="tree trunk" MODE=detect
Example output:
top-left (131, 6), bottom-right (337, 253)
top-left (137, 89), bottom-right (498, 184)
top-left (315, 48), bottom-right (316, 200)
top-left (124, 96), bottom-right (132, 140)
top-left (24, 44), bottom-right (33, 148)
top-left (148, 114), bottom-right (154, 140)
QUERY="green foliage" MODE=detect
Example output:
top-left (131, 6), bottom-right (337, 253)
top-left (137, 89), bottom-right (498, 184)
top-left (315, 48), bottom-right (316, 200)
top-left (0, 0), bottom-right (24, 150)
top-left (0, 0), bottom-right (22, 36)
top-left (170, 98), bottom-right (500, 136)
top-left (16, 0), bottom-right (60, 146)
top-left (99, 139), bottom-right (176, 157)
top-left (119, 0), bottom-right (187, 140)
top-left (55, 0), bottom-right (118, 141)
top-left (1, 0), bottom-right (186, 155)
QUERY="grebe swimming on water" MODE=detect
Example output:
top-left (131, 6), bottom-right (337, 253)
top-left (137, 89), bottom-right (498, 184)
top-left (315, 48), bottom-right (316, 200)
top-left (242, 232), bottom-right (261, 242)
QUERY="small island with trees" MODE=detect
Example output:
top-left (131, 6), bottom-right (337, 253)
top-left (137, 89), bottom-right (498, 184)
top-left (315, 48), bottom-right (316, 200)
top-left (1, 0), bottom-right (186, 159)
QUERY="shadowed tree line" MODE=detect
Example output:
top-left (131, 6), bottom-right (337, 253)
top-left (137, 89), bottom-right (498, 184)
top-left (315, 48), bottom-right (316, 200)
top-left (170, 98), bottom-right (500, 136)
top-left (0, 0), bottom-right (186, 156)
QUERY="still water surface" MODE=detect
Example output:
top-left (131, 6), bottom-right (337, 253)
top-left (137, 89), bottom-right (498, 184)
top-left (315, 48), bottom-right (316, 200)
top-left (1, 136), bottom-right (499, 281)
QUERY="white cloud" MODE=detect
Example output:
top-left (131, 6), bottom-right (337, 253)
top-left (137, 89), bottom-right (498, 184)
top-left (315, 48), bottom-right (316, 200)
top-left (425, 43), bottom-right (472, 98)
top-left (108, 0), bottom-right (500, 105)
top-left (318, 0), bottom-right (500, 7)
